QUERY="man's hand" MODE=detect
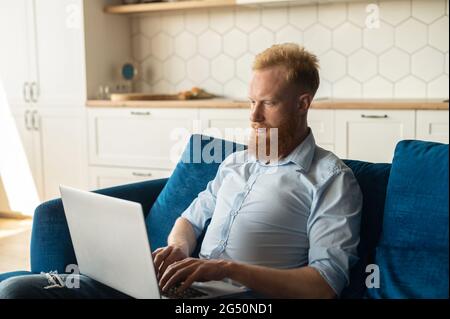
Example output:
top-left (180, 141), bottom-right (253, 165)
top-left (152, 246), bottom-right (188, 280)
top-left (159, 258), bottom-right (231, 293)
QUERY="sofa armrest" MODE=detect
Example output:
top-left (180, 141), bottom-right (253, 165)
top-left (30, 178), bottom-right (168, 274)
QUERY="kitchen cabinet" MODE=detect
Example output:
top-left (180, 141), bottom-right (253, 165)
top-left (0, 0), bottom-right (86, 110)
top-left (199, 109), bottom-right (251, 145)
top-left (87, 108), bottom-right (198, 170)
top-left (335, 110), bottom-right (416, 163)
top-left (38, 108), bottom-right (88, 200)
top-left (12, 109), bottom-right (44, 200)
top-left (13, 108), bottom-right (88, 201)
top-left (416, 110), bottom-right (449, 144)
top-left (33, 0), bottom-right (87, 107)
top-left (308, 109), bottom-right (335, 152)
top-left (89, 166), bottom-right (172, 190)
top-left (199, 108), bottom-right (336, 151)
top-left (0, 0), bottom-right (36, 109)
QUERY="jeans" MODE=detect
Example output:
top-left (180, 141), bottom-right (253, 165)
top-left (0, 274), bottom-right (132, 299)
top-left (0, 274), bottom-right (262, 299)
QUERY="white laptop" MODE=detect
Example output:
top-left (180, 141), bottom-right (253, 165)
top-left (59, 185), bottom-right (248, 299)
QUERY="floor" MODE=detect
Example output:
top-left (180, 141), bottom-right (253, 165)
top-left (0, 218), bottom-right (32, 273)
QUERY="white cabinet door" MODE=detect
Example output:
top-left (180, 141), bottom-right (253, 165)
top-left (416, 110), bottom-right (449, 144)
top-left (199, 109), bottom-right (251, 145)
top-left (199, 108), bottom-right (336, 151)
top-left (308, 109), bottom-right (335, 152)
top-left (88, 108), bottom-right (198, 169)
top-left (38, 108), bottom-right (88, 200)
top-left (12, 109), bottom-right (44, 200)
top-left (335, 110), bottom-right (415, 163)
top-left (89, 166), bottom-right (172, 190)
top-left (33, 0), bottom-right (86, 107)
top-left (0, 0), bottom-right (35, 108)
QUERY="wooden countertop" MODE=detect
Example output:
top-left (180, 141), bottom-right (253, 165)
top-left (86, 98), bottom-right (449, 110)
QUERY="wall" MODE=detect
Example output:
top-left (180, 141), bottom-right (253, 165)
top-left (130, 0), bottom-right (449, 100)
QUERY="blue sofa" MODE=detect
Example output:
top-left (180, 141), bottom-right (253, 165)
top-left (0, 135), bottom-right (448, 299)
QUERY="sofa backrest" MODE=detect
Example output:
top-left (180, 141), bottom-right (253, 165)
top-left (367, 140), bottom-right (449, 299)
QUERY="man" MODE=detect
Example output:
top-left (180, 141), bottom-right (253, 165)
top-left (0, 43), bottom-right (362, 299)
top-left (153, 43), bottom-right (362, 299)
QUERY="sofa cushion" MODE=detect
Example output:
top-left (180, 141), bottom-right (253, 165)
top-left (367, 140), bottom-right (449, 299)
top-left (145, 135), bottom-right (245, 252)
top-left (341, 160), bottom-right (391, 299)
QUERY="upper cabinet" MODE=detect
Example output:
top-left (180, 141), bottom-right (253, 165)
top-left (0, 0), bottom-right (36, 108)
top-left (0, 0), bottom-right (86, 109)
top-left (33, 0), bottom-right (87, 107)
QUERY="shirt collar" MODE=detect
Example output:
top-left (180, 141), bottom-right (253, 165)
top-left (248, 129), bottom-right (316, 172)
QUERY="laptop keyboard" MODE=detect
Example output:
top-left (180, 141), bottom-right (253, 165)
top-left (161, 284), bottom-right (208, 299)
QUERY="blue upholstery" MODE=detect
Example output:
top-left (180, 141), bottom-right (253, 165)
top-left (340, 160), bottom-right (391, 299)
top-left (146, 134), bottom-right (245, 255)
top-left (30, 178), bottom-right (168, 274)
top-left (1, 136), bottom-right (448, 299)
top-left (367, 140), bottom-right (449, 299)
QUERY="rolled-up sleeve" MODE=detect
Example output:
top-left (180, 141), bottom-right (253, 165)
top-left (181, 161), bottom-right (228, 238)
top-left (307, 168), bottom-right (363, 296)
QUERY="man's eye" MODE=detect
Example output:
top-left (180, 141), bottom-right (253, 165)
top-left (264, 101), bottom-right (274, 107)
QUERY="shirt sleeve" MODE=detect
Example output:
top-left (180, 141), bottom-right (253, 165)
top-left (181, 158), bottom-right (230, 238)
top-left (307, 167), bottom-right (363, 296)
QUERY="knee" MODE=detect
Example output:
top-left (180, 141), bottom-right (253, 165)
top-left (0, 275), bottom-right (44, 299)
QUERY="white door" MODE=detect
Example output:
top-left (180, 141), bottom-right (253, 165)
top-left (335, 110), bottom-right (415, 163)
top-left (199, 109), bottom-right (251, 145)
top-left (416, 110), bottom-right (449, 144)
top-left (12, 109), bottom-right (44, 200)
top-left (0, 0), bottom-right (35, 108)
top-left (308, 109), bottom-right (335, 152)
top-left (88, 108), bottom-right (198, 169)
top-left (89, 166), bottom-right (172, 190)
top-left (37, 108), bottom-right (88, 200)
top-left (33, 0), bottom-right (86, 107)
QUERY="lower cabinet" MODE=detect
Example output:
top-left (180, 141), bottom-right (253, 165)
top-left (89, 166), bottom-right (172, 189)
top-left (13, 108), bottom-right (88, 201)
top-left (39, 108), bottom-right (88, 200)
top-left (198, 108), bottom-right (336, 152)
top-left (416, 110), bottom-right (449, 144)
top-left (335, 110), bottom-right (416, 163)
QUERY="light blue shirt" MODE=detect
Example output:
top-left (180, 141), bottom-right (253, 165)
top-left (181, 131), bottom-right (363, 295)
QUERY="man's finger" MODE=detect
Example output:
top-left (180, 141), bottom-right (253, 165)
top-left (159, 259), bottom-right (197, 289)
top-left (162, 264), bottom-right (198, 292)
top-left (153, 246), bottom-right (173, 271)
top-left (178, 269), bottom-right (202, 293)
top-left (151, 247), bottom-right (164, 259)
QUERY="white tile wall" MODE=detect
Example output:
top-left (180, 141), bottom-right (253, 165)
top-left (132, 0), bottom-right (449, 100)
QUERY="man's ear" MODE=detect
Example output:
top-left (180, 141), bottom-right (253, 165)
top-left (297, 93), bottom-right (312, 113)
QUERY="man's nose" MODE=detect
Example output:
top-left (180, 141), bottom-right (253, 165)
top-left (250, 102), bottom-right (264, 123)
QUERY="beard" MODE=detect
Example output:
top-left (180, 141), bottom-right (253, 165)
top-left (248, 116), bottom-right (300, 162)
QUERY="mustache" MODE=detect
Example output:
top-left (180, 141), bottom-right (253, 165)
top-left (251, 123), bottom-right (273, 130)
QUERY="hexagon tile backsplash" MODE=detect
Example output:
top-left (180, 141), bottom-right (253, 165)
top-left (131, 0), bottom-right (449, 100)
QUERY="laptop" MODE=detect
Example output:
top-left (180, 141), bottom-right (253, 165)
top-left (59, 185), bottom-right (248, 299)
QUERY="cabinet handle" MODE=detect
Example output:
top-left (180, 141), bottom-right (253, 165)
top-left (130, 111), bottom-right (151, 116)
top-left (132, 172), bottom-right (153, 177)
top-left (23, 83), bottom-right (31, 103)
top-left (361, 114), bottom-right (388, 119)
top-left (24, 110), bottom-right (32, 130)
top-left (30, 82), bottom-right (39, 103)
top-left (31, 110), bottom-right (40, 131)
